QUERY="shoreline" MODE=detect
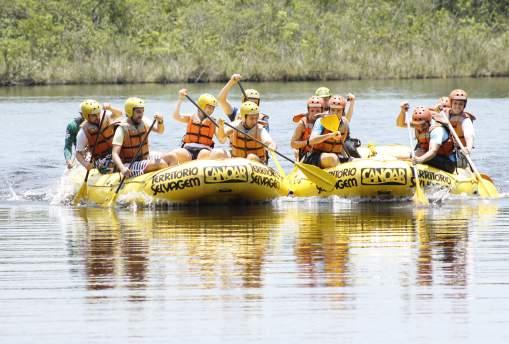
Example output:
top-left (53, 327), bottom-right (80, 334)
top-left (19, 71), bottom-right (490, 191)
top-left (2, 73), bottom-right (509, 88)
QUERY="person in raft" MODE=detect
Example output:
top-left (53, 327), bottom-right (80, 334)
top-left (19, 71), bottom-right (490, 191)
top-left (304, 95), bottom-right (351, 169)
top-left (315, 87), bottom-right (331, 112)
top-left (64, 101), bottom-right (95, 169)
top-left (436, 89), bottom-right (476, 169)
top-left (170, 89), bottom-right (228, 161)
top-left (75, 100), bottom-right (123, 174)
top-left (111, 97), bottom-right (169, 178)
top-left (290, 96), bottom-right (325, 161)
top-left (216, 101), bottom-right (276, 164)
top-left (218, 73), bottom-right (270, 131)
top-left (410, 106), bottom-right (456, 173)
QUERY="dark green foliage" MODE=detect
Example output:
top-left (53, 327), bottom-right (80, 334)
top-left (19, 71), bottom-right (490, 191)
top-left (0, 0), bottom-right (507, 85)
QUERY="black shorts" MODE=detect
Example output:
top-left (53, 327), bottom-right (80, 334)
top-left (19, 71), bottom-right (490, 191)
top-left (424, 155), bottom-right (456, 174)
top-left (184, 146), bottom-right (211, 160)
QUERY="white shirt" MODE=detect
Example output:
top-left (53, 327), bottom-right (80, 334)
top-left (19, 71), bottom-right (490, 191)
top-left (76, 111), bottom-right (116, 152)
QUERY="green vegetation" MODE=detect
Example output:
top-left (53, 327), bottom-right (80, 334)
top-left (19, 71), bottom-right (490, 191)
top-left (1, 0), bottom-right (508, 85)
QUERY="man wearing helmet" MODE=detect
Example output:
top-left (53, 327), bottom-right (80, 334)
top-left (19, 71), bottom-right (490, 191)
top-left (75, 100), bottom-right (123, 174)
top-left (217, 101), bottom-right (276, 163)
top-left (170, 89), bottom-right (228, 161)
top-left (306, 95), bottom-right (351, 168)
top-left (410, 107), bottom-right (456, 173)
top-left (291, 96), bottom-right (324, 161)
top-left (217, 74), bottom-right (270, 131)
top-left (111, 97), bottom-right (168, 178)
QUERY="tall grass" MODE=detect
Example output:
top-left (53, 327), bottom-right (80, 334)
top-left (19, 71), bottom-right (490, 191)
top-left (1, 0), bottom-right (508, 85)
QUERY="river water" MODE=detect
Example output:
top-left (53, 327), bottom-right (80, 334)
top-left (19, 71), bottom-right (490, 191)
top-left (0, 78), bottom-right (508, 343)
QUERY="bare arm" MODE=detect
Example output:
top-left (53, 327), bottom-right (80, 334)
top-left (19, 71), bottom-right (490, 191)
top-left (173, 88), bottom-right (190, 124)
top-left (345, 93), bottom-right (355, 122)
top-left (396, 101), bottom-right (409, 128)
top-left (216, 119), bottom-right (229, 144)
top-left (103, 103), bottom-right (123, 119)
top-left (218, 74), bottom-right (240, 116)
top-left (414, 142), bottom-right (439, 163)
top-left (290, 122), bottom-right (307, 150)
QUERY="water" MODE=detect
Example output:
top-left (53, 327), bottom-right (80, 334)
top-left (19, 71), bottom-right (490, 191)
top-left (0, 78), bottom-right (508, 343)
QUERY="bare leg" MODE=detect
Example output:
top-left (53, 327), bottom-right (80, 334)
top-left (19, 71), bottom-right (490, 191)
top-left (144, 159), bottom-right (168, 173)
top-left (209, 149), bottom-right (229, 160)
top-left (196, 149), bottom-right (211, 160)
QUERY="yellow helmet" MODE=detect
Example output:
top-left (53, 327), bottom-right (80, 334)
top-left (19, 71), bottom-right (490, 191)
top-left (197, 93), bottom-right (217, 110)
top-left (240, 101), bottom-right (259, 118)
top-left (315, 87), bottom-right (331, 98)
top-left (124, 97), bottom-right (144, 118)
top-left (80, 99), bottom-right (101, 121)
top-left (242, 89), bottom-right (260, 103)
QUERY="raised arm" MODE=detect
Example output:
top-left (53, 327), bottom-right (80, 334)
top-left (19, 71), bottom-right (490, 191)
top-left (218, 74), bottom-right (241, 118)
top-left (396, 101), bottom-right (409, 128)
top-left (173, 88), bottom-right (191, 124)
top-left (345, 93), bottom-right (355, 122)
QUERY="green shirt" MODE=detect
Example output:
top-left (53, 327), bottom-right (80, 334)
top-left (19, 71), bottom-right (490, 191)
top-left (64, 117), bottom-right (84, 161)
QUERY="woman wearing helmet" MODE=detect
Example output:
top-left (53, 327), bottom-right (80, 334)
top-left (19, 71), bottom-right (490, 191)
top-left (217, 101), bottom-right (276, 164)
top-left (440, 89), bottom-right (476, 168)
top-left (217, 73), bottom-right (270, 131)
top-left (170, 89), bottom-right (228, 162)
top-left (74, 100), bottom-right (123, 174)
top-left (305, 95), bottom-right (351, 169)
top-left (111, 97), bottom-right (168, 178)
top-left (291, 96), bottom-right (324, 161)
top-left (410, 107), bottom-right (456, 173)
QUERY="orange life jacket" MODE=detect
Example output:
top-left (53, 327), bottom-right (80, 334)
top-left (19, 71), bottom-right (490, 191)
top-left (446, 109), bottom-right (476, 146)
top-left (415, 124), bottom-right (454, 157)
top-left (230, 123), bottom-right (266, 161)
top-left (82, 119), bottom-right (117, 159)
top-left (312, 117), bottom-right (349, 154)
top-left (298, 116), bottom-right (314, 156)
top-left (182, 115), bottom-right (215, 147)
top-left (118, 122), bottom-right (150, 163)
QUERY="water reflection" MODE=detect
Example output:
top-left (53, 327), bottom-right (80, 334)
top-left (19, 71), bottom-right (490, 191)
top-left (66, 201), bottom-right (501, 309)
top-left (71, 205), bottom-right (286, 302)
top-left (292, 202), bottom-right (499, 290)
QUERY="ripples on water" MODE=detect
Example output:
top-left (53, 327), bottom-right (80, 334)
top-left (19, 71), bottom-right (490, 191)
top-left (1, 78), bottom-right (509, 342)
top-left (1, 201), bottom-right (509, 343)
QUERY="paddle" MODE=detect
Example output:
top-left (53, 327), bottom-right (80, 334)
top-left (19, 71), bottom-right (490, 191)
top-left (406, 115), bottom-right (429, 206)
top-left (105, 119), bottom-right (157, 207)
top-left (185, 94), bottom-right (336, 190)
top-left (445, 122), bottom-right (499, 198)
top-left (320, 113), bottom-right (351, 159)
top-left (72, 110), bottom-right (107, 205)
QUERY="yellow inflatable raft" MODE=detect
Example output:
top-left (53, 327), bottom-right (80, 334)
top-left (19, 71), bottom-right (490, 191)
top-left (73, 158), bottom-right (288, 206)
top-left (286, 157), bottom-right (492, 200)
